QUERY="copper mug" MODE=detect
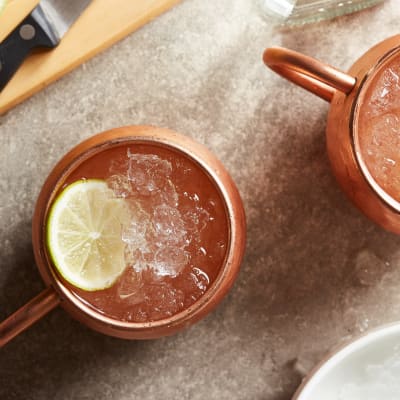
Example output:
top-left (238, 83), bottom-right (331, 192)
top-left (0, 126), bottom-right (246, 347)
top-left (263, 35), bottom-right (400, 234)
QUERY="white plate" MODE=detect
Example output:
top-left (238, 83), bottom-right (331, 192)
top-left (293, 322), bottom-right (400, 400)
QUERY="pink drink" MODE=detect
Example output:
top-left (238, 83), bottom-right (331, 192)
top-left (357, 55), bottom-right (400, 201)
top-left (50, 143), bottom-right (229, 322)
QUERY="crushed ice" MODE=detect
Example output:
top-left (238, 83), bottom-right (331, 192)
top-left (359, 58), bottom-right (400, 199)
top-left (106, 150), bottom-right (211, 306)
top-left (369, 66), bottom-right (400, 115)
top-left (339, 345), bottom-right (400, 399)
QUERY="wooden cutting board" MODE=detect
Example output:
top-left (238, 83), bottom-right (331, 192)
top-left (0, 0), bottom-right (181, 115)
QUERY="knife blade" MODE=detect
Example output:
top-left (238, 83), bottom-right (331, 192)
top-left (0, 0), bottom-right (91, 91)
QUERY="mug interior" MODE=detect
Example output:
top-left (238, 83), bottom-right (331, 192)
top-left (353, 45), bottom-right (400, 212)
top-left (32, 127), bottom-right (245, 338)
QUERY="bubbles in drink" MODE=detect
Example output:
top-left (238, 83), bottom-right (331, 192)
top-left (65, 143), bottom-right (228, 322)
top-left (358, 56), bottom-right (400, 201)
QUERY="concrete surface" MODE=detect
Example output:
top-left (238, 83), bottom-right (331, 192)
top-left (1, 0), bottom-right (400, 399)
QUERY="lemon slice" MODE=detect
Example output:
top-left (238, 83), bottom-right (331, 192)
top-left (46, 179), bottom-right (129, 291)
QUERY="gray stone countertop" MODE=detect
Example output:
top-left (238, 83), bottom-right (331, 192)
top-left (1, 0), bottom-right (400, 399)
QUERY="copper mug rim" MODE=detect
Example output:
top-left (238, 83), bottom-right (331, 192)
top-left (263, 36), bottom-right (400, 216)
top-left (352, 45), bottom-right (400, 214)
top-left (0, 125), bottom-right (246, 346)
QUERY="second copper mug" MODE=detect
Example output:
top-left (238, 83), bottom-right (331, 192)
top-left (0, 126), bottom-right (246, 347)
top-left (263, 35), bottom-right (400, 234)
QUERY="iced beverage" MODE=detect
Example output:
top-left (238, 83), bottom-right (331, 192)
top-left (357, 54), bottom-right (400, 202)
top-left (46, 142), bottom-right (229, 323)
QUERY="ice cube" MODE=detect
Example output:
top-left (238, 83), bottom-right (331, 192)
top-left (369, 66), bottom-right (400, 116)
top-left (152, 204), bottom-right (188, 248)
top-left (116, 266), bottom-right (146, 305)
top-left (159, 179), bottom-right (179, 206)
top-left (154, 247), bottom-right (189, 277)
top-left (106, 174), bottom-right (131, 198)
top-left (122, 215), bottom-right (148, 247)
top-left (180, 266), bottom-right (210, 307)
top-left (127, 152), bottom-right (173, 197)
top-left (369, 113), bottom-right (400, 150)
top-left (191, 267), bottom-right (210, 291)
top-left (359, 111), bottom-right (400, 198)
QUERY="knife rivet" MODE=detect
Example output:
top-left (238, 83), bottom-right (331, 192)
top-left (19, 24), bottom-right (36, 41)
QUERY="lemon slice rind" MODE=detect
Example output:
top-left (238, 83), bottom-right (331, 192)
top-left (46, 179), bottom-right (129, 291)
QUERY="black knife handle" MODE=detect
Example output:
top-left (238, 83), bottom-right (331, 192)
top-left (0, 6), bottom-right (59, 91)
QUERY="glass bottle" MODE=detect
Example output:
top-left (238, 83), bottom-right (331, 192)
top-left (260, 0), bottom-right (386, 26)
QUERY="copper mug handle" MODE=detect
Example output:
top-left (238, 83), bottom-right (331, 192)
top-left (263, 47), bottom-right (356, 102)
top-left (0, 287), bottom-right (60, 347)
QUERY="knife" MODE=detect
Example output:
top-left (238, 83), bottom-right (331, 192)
top-left (0, 0), bottom-right (91, 91)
